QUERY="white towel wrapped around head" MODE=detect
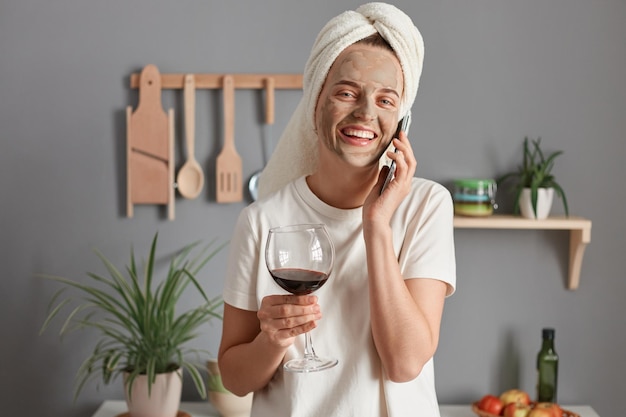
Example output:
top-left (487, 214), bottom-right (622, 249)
top-left (258, 2), bottom-right (424, 198)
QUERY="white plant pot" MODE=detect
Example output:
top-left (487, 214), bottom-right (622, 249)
top-left (207, 360), bottom-right (253, 417)
top-left (124, 369), bottom-right (182, 417)
top-left (519, 187), bottom-right (554, 219)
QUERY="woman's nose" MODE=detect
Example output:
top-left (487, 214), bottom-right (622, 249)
top-left (352, 97), bottom-right (376, 120)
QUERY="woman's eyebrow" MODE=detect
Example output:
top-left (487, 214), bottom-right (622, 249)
top-left (380, 87), bottom-right (401, 98)
top-left (336, 80), bottom-right (400, 98)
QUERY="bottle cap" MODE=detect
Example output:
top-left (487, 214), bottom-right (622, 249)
top-left (542, 328), bottom-right (555, 339)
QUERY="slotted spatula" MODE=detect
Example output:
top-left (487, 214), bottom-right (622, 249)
top-left (216, 74), bottom-right (243, 203)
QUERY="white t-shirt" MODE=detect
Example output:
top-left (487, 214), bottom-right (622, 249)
top-left (223, 176), bottom-right (456, 417)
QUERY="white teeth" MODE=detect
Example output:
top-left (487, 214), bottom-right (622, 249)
top-left (343, 129), bottom-right (375, 139)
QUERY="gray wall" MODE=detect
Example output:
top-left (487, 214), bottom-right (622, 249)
top-left (1, 1), bottom-right (624, 416)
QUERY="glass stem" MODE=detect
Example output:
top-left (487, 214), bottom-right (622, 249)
top-left (303, 331), bottom-right (316, 359)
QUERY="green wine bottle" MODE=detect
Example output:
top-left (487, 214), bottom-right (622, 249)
top-left (536, 328), bottom-right (559, 402)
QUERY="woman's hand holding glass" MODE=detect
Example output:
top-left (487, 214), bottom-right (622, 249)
top-left (257, 294), bottom-right (322, 349)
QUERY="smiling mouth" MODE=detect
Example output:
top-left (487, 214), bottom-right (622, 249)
top-left (341, 128), bottom-right (377, 140)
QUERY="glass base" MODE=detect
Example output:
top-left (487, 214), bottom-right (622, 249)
top-left (283, 356), bottom-right (338, 373)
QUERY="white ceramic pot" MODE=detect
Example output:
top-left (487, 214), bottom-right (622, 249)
top-left (207, 360), bottom-right (253, 417)
top-left (519, 187), bottom-right (554, 219)
top-left (124, 369), bottom-right (182, 417)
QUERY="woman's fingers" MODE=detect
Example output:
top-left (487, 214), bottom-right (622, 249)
top-left (390, 133), bottom-right (416, 179)
top-left (257, 295), bottom-right (322, 346)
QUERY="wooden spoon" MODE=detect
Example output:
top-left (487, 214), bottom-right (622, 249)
top-left (216, 75), bottom-right (243, 202)
top-left (176, 74), bottom-right (204, 199)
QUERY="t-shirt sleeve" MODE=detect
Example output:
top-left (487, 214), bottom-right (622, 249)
top-left (222, 208), bottom-right (262, 311)
top-left (400, 182), bottom-right (457, 296)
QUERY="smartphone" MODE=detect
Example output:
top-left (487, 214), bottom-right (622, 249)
top-left (380, 112), bottom-right (411, 194)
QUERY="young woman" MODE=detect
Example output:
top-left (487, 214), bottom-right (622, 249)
top-left (218, 3), bottom-right (456, 416)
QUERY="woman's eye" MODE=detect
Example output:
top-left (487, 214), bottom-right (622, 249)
top-left (379, 98), bottom-right (396, 107)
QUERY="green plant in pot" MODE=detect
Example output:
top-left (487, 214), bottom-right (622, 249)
top-left (40, 233), bottom-right (225, 417)
top-left (497, 137), bottom-right (569, 219)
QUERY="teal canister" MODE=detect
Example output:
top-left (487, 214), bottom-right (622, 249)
top-left (453, 179), bottom-right (497, 217)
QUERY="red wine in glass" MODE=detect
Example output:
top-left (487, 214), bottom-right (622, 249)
top-left (265, 224), bottom-right (337, 372)
top-left (270, 268), bottom-right (329, 295)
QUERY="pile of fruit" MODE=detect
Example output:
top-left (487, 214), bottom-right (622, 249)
top-left (474, 389), bottom-right (564, 417)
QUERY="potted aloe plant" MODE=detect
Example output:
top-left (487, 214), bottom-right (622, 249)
top-left (497, 137), bottom-right (569, 219)
top-left (40, 233), bottom-right (225, 417)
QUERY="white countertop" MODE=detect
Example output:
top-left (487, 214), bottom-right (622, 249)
top-left (92, 400), bottom-right (600, 417)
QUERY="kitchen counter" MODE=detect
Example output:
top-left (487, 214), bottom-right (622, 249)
top-left (92, 400), bottom-right (600, 417)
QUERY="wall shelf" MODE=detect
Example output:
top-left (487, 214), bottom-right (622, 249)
top-left (453, 215), bottom-right (592, 290)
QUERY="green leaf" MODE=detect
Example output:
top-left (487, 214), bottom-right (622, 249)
top-left (551, 182), bottom-right (570, 217)
top-left (183, 360), bottom-right (207, 399)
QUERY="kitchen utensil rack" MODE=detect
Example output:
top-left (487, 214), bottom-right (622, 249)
top-left (126, 70), bottom-right (302, 216)
top-left (130, 73), bottom-right (303, 90)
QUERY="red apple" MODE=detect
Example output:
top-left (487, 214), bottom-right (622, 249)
top-left (528, 402), bottom-right (562, 417)
top-left (503, 402), bottom-right (532, 417)
top-left (500, 389), bottom-right (531, 406)
top-left (477, 394), bottom-right (504, 415)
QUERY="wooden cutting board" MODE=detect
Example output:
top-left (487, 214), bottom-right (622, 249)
top-left (126, 64), bottom-right (175, 220)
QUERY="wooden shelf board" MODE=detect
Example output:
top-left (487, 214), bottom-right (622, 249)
top-left (454, 214), bottom-right (590, 232)
top-left (453, 214), bottom-right (592, 290)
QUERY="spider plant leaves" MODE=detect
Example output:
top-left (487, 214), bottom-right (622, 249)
top-left (39, 233), bottom-right (225, 401)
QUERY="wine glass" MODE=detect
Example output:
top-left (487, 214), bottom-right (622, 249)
top-left (265, 223), bottom-right (337, 373)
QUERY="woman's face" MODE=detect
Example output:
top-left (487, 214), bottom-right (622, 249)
top-left (314, 43), bottom-right (404, 169)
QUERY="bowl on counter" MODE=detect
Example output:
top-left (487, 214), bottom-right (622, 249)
top-left (471, 401), bottom-right (580, 417)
